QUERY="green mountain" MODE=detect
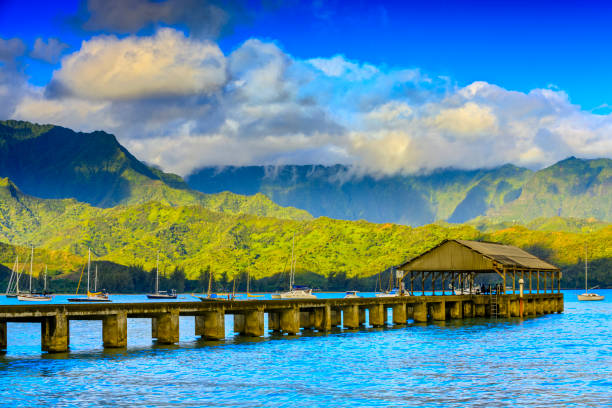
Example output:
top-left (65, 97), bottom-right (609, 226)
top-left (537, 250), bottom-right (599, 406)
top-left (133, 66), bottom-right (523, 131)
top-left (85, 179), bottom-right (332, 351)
top-left (0, 120), bottom-right (311, 221)
top-left (187, 157), bottom-right (612, 225)
top-left (187, 164), bottom-right (532, 225)
top-left (486, 157), bottom-right (612, 222)
top-left (0, 175), bottom-right (610, 288)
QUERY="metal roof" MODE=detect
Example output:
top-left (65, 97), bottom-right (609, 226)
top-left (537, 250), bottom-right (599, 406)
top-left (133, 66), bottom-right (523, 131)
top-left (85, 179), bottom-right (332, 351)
top-left (399, 239), bottom-right (559, 271)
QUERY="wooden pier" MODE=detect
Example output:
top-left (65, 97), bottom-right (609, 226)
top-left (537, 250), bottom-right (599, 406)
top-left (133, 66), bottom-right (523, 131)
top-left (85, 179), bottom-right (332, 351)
top-left (0, 293), bottom-right (563, 353)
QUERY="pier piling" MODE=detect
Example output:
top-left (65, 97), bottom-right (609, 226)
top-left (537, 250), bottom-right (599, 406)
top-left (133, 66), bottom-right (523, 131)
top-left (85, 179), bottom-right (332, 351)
top-left (154, 310), bottom-right (179, 344)
top-left (392, 303), bottom-right (407, 325)
top-left (368, 304), bottom-right (385, 327)
top-left (280, 307), bottom-right (300, 334)
top-left (41, 314), bottom-right (69, 353)
top-left (103, 311), bottom-right (127, 348)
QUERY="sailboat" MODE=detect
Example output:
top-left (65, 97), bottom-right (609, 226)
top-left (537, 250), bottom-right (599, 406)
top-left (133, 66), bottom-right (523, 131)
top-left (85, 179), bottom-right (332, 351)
top-left (578, 244), bottom-right (604, 301)
top-left (5, 256), bottom-right (22, 298)
top-left (272, 235), bottom-right (316, 299)
top-left (18, 246), bottom-right (53, 301)
top-left (68, 249), bottom-right (111, 302)
top-left (246, 272), bottom-right (263, 298)
top-left (147, 253), bottom-right (177, 299)
top-left (194, 268), bottom-right (227, 301)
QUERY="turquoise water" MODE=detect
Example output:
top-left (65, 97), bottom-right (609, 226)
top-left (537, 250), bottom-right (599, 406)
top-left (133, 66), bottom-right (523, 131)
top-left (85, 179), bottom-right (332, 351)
top-left (1, 290), bottom-right (610, 407)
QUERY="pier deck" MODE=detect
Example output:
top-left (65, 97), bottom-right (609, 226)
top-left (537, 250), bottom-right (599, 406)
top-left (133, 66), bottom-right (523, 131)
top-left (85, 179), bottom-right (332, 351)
top-left (0, 293), bottom-right (563, 353)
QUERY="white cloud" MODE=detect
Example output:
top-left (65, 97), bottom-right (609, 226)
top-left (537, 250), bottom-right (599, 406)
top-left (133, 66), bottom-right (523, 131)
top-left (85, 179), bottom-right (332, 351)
top-left (10, 29), bottom-right (612, 176)
top-left (30, 38), bottom-right (69, 63)
top-left (50, 28), bottom-right (227, 100)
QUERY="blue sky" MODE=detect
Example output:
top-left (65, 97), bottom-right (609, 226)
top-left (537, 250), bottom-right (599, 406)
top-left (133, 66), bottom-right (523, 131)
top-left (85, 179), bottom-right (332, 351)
top-left (1, 0), bottom-right (611, 174)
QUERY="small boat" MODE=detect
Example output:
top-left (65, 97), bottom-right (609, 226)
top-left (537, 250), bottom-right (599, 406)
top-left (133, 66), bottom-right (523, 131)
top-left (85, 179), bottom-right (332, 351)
top-left (578, 245), bottom-right (604, 301)
top-left (193, 267), bottom-right (228, 301)
top-left (5, 256), bottom-right (22, 298)
top-left (147, 252), bottom-right (177, 299)
top-left (344, 291), bottom-right (361, 298)
top-left (375, 288), bottom-right (401, 298)
top-left (68, 249), bottom-right (111, 302)
top-left (449, 283), bottom-right (481, 295)
top-left (18, 247), bottom-right (53, 302)
top-left (272, 235), bottom-right (316, 299)
top-left (245, 273), bottom-right (263, 298)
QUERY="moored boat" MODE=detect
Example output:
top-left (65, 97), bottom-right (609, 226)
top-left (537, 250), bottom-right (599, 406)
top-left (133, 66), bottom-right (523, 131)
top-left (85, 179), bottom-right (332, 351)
top-left (68, 249), bottom-right (111, 302)
top-left (344, 290), bottom-right (361, 298)
top-left (147, 252), bottom-right (177, 299)
top-left (272, 235), bottom-right (317, 299)
top-left (578, 245), bottom-right (604, 301)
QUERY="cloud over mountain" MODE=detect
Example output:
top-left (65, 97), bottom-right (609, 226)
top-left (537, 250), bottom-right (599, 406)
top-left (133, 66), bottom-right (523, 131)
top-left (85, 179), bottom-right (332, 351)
top-left (6, 27), bottom-right (612, 176)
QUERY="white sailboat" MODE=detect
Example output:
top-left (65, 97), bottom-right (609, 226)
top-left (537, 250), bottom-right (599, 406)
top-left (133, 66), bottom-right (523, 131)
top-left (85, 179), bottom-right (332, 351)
top-left (18, 246), bottom-right (53, 301)
top-left (68, 248), bottom-right (110, 302)
top-left (147, 252), bottom-right (177, 299)
top-left (578, 245), bottom-right (604, 301)
top-left (5, 256), bottom-right (21, 298)
top-left (272, 235), bottom-right (316, 299)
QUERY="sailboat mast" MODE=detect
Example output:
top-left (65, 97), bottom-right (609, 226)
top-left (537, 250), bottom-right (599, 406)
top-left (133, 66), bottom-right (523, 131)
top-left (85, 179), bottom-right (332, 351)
top-left (16, 256), bottom-right (19, 293)
top-left (95, 265), bottom-right (98, 292)
top-left (87, 248), bottom-right (91, 293)
top-left (44, 265), bottom-right (48, 292)
top-left (290, 234), bottom-right (295, 289)
top-left (585, 244), bottom-right (588, 293)
top-left (30, 245), bottom-right (33, 293)
top-left (156, 252), bottom-right (159, 294)
top-left (207, 267), bottom-right (212, 296)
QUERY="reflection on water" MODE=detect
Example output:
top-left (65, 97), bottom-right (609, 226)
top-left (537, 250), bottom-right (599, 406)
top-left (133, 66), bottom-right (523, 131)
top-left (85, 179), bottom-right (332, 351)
top-left (0, 290), bottom-right (610, 407)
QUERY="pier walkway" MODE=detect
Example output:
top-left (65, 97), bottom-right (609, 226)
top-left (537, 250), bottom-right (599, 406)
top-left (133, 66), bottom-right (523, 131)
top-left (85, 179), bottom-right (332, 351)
top-left (0, 293), bottom-right (563, 353)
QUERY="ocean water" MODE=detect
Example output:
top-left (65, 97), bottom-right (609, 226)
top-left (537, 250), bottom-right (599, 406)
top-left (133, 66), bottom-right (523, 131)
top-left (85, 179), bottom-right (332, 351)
top-left (0, 290), bottom-right (610, 407)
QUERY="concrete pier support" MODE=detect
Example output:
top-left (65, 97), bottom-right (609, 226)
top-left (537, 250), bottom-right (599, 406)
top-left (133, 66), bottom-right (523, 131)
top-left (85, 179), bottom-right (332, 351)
top-left (154, 310), bottom-right (179, 344)
top-left (243, 309), bottom-right (264, 337)
top-left (431, 301), bottom-right (446, 321)
top-left (103, 311), bottom-right (127, 348)
top-left (268, 312), bottom-right (280, 332)
top-left (41, 314), bottom-right (69, 353)
top-left (314, 306), bottom-right (331, 332)
top-left (0, 321), bottom-right (6, 350)
top-left (450, 301), bottom-right (462, 319)
top-left (280, 308), bottom-right (300, 334)
top-left (413, 302), bottom-right (427, 322)
top-left (463, 302), bottom-right (473, 318)
top-left (392, 303), bottom-right (407, 325)
top-left (406, 305), bottom-right (414, 320)
top-left (475, 303), bottom-right (485, 317)
top-left (359, 308), bottom-right (366, 326)
top-left (343, 305), bottom-right (360, 329)
top-left (536, 299), bottom-right (543, 315)
top-left (557, 297), bottom-right (564, 313)
top-left (300, 311), bottom-right (314, 329)
top-left (233, 314), bottom-right (245, 334)
top-left (331, 309), bottom-right (341, 327)
top-left (368, 304), bottom-right (386, 327)
top-left (509, 300), bottom-right (520, 317)
top-left (195, 310), bottom-right (226, 340)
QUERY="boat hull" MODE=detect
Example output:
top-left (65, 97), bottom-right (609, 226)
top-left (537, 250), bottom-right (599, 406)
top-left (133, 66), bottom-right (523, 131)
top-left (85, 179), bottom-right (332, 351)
top-left (17, 295), bottom-right (53, 301)
top-left (272, 290), bottom-right (316, 299)
top-left (146, 294), bottom-right (177, 299)
top-left (577, 293), bottom-right (604, 301)
top-left (67, 297), bottom-right (111, 302)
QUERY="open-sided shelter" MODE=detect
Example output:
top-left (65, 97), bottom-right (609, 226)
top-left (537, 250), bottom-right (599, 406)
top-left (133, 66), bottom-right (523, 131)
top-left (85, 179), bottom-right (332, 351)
top-left (397, 239), bottom-right (561, 295)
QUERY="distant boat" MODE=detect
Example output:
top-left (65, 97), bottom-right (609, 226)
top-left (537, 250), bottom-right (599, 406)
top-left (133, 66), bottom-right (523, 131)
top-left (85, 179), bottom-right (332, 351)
top-left (375, 267), bottom-right (408, 297)
top-left (5, 256), bottom-right (22, 298)
top-left (578, 244), bottom-right (604, 301)
top-left (194, 267), bottom-right (227, 301)
top-left (68, 249), bottom-right (111, 302)
top-left (18, 249), bottom-right (53, 302)
top-left (344, 291), bottom-right (361, 298)
top-left (271, 235), bottom-right (316, 299)
top-left (245, 273), bottom-right (263, 298)
top-left (147, 252), bottom-right (177, 299)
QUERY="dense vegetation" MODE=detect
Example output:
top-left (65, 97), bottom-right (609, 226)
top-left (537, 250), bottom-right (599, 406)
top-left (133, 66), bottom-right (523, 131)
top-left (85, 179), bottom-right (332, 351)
top-left (187, 157), bottom-right (612, 225)
top-left (0, 120), bottom-right (610, 291)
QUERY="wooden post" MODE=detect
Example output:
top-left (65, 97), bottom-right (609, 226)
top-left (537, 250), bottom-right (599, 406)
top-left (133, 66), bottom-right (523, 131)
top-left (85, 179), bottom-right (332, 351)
top-left (512, 269), bottom-right (516, 294)
top-left (421, 271), bottom-right (425, 296)
top-left (544, 271), bottom-right (547, 294)
top-left (410, 271), bottom-right (414, 295)
top-left (537, 270), bottom-right (540, 294)
top-left (441, 272), bottom-right (446, 296)
top-left (451, 271), bottom-right (455, 294)
top-left (529, 270), bottom-right (532, 294)
top-left (432, 273), bottom-right (436, 296)
top-left (503, 269), bottom-right (506, 294)
top-left (558, 270), bottom-right (561, 293)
